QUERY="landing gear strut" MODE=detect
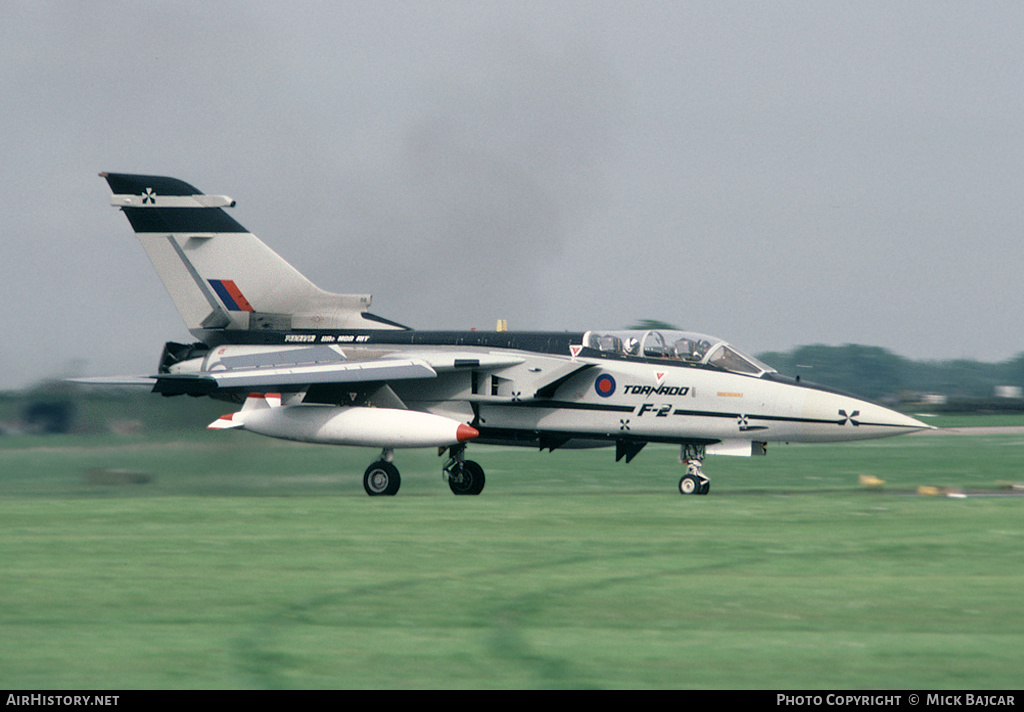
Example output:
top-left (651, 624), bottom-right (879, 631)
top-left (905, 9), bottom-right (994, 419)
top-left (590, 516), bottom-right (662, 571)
top-left (678, 443), bottom-right (710, 495)
top-left (443, 444), bottom-right (485, 495)
top-left (364, 449), bottom-right (400, 496)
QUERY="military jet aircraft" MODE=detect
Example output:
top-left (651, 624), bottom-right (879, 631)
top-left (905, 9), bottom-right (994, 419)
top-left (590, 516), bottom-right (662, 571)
top-left (82, 173), bottom-right (931, 496)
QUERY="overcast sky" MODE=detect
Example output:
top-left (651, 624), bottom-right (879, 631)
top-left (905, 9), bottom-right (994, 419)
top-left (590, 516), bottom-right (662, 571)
top-left (3, 1), bottom-right (1023, 388)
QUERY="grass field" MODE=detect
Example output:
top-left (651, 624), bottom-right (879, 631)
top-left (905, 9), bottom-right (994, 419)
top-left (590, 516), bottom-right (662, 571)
top-left (1, 422), bottom-right (1022, 689)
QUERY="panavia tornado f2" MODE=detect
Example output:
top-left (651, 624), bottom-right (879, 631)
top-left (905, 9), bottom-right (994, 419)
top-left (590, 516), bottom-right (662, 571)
top-left (82, 172), bottom-right (931, 496)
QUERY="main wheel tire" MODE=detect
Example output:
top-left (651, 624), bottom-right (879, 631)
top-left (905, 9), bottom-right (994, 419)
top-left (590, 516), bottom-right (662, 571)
top-left (449, 460), bottom-right (485, 495)
top-left (364, 461), bottom-right (400, 496)
top-left (678, 474), bottom-right (701, 495)
top-left (698, 479), bottom-right (710, 495)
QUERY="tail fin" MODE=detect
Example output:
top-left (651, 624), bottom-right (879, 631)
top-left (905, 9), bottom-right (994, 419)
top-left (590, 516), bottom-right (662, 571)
top-left (101, 173), bottom-right (406, 338)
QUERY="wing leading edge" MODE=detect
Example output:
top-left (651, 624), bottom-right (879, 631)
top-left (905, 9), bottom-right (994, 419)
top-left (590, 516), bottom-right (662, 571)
top-left (74, 349), bottom-right (530, 397)
top-left (155, 358), bottom-right (439, 396)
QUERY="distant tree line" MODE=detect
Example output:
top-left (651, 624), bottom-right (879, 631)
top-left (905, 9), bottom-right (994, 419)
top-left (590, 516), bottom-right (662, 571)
top-left (756, 344), bottom-right (1024, 404)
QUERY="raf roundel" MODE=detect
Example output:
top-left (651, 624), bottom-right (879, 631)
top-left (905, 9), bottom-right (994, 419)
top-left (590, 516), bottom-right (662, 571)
top-left (594, 374), bottom-right (617, 398)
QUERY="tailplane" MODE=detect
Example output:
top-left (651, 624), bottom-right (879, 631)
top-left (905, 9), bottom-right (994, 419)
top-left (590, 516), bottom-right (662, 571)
top-left (101, 173), bottom-right (406, 337)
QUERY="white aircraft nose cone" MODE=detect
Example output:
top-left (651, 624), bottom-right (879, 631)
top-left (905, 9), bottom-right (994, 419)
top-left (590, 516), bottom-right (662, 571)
top-left (871, 408), bottom-right (934, 433)
top-left (802, 390), bottom-right (934, 442)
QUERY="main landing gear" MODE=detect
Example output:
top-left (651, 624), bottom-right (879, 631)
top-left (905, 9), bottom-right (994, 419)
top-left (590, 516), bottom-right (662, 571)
top-left (364, 449), bottom-right (400, 496)
top-left (362, 445), bottom-right (486, 496)
top-left (678, 443), bottom-right (710, 495)
top-left (443, 443), bottom-right (485, 495)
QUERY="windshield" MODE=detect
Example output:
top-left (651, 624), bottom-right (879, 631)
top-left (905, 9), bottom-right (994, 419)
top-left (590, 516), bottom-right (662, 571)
top-left (581, 329), bottom-right (773, 375)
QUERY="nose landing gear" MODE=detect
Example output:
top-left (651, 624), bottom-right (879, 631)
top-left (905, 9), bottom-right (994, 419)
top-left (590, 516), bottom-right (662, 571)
top-left (679, 443), bottom-right (710, 495)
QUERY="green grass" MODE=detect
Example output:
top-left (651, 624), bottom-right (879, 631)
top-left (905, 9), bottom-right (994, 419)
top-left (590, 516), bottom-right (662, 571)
top-left (1, 427), bottom-right (1022, 689)
top-left (907, 411), bottom-right (1024, 429)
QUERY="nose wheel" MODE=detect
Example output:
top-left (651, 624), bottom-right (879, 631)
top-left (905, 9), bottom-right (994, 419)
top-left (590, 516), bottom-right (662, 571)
top-left (678, 472), bottom-right (710, 495)
top-left (679, 443), bottom-right (710, 495)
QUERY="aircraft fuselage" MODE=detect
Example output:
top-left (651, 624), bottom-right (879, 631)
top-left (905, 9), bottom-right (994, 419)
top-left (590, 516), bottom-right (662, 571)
top-left (172, 327), bottom-right (926, 453)
top-left (92, 172), bottom-right (932, 496)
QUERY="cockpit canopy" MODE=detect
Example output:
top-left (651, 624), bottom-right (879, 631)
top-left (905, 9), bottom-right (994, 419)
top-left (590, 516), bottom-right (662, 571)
top-left (581, 329), bottom-right (774, 376)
